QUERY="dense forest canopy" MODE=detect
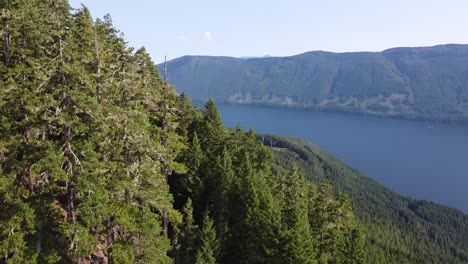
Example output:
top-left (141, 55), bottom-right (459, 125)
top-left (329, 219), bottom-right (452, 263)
top-left (0, 1), bottom-right (364, 263)
top-left (0, 1), bottom-right (466, 264)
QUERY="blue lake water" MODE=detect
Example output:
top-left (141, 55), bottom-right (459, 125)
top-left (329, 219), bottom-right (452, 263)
top-left (216, 103), bottom-right (468, 213)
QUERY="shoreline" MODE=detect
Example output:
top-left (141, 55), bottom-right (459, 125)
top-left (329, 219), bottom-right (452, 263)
top-left (193, 99), bottom-right (468, 125)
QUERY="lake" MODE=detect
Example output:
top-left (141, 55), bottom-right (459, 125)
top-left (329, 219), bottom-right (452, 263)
top-left (216, 103), bottom-right (468, 213)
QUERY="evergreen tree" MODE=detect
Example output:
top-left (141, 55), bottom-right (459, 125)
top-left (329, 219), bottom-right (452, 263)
top-left (106, 32), bottom-right (172, 264)
top-left (309, 183), bottom-right (340, 263)
top-left (198, 99), bottom-right (226, 155)
top-left (174, 198), bottom-right (199, 264)
top-left (309, 183), bottom-right (365, 264)
top-left (343, 229), bottom-right (366, 264)
top-left (184, 133), bottom-right (204, 205)
top-left (0, 3), bottom-right (175, 262)
top-left (0, 1), bottom-right (45, 262)
top-left (278, 166), bottom-right (316, 264)
top-left (186, 101), bottom-right (227, 223)
top-left (224, 153), bottom-right (282, 264)
top-left (195, 212), bottom-right (219, 264)
top-left (210, 149), bottom-right (235, 245)
top-left (169, 131), bottom-right (205, 223)
top-left (177, 92), bottom-right (196, 137)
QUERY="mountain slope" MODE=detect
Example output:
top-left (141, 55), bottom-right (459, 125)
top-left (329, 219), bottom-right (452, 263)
top-left (161, 44), bottom-right (468, 121)
top-left (260, 134), bottom-right (468, 263)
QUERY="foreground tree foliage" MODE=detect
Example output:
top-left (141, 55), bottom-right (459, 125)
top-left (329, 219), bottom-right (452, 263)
top-left (0, 1), bottom-right (365, 263)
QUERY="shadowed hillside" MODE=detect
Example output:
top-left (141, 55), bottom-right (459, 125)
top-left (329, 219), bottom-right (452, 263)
top-left (260, 134), bottom-right (468, 263)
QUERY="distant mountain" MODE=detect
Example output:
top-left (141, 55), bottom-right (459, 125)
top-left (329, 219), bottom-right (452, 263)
top-left (239, 55), bottom-right (271, 59)
top-left (160, 44), bottom-right (468, 121)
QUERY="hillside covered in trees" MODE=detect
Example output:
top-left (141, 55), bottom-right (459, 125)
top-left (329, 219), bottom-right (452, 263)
top-left (161, 44), bottom-right (468, 121)
top-left (262, 135), bottom-right (468, 263)
top-left (0, 1), bottom-right (364, 263)
top-left (0, 1), bottom-right (467, 264)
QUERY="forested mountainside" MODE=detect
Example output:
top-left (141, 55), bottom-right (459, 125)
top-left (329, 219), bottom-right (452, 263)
top-left (0, 1), bottom-right (365, 263)
top-left (261, 135), bottom-right (468, 264)
top-left (1, 1), bottom-right (467, 264)
top-left (161, 44), bottom-right (468, 121)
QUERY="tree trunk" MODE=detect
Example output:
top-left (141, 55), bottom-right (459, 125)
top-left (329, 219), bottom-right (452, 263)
top-left (41, 111), bottom-right (47, 141)
top-left (22, 125), bottom-right (34, 194)
top-left (0, 150), bottom-right (4, 171)
top-left (35, 221), bottom-right (43, 254)
top-left (163, 209), bottom-right (169, 238)
top-left (162, 93), bottom-right (170, 237)
top-left (26, 165), bottom-right (33, 194)
top-left (106, 217), bottom-right (114, 264)
top-left (63, 126), bottom-right (76, 223)
top-left (124, 126), bottom-right (130, 178)
top-left (106, 217), bottom-right (114, 247)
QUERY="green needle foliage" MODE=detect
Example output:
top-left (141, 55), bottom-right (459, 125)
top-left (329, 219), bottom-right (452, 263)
top-left (195, 213), bottom-right (219, 264)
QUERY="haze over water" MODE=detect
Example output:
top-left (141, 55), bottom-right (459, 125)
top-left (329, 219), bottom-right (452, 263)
top-left (216, 103), bottom-right (468, 213)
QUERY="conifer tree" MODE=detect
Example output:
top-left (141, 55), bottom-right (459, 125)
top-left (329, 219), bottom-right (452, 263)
top-left (343, 229), bottom-right (366, 264)
top-left (72, 6), bottom-right (96, 73)
top-left (0, 2), bottom-right (178, 262)
top-left (309, 183), bottom-right (365, 264)
top-left (195, 213), bottom-right (219, 264)
top-left (180, 132), bottom-right (204, 213)
top-left (210, 149), bottom-right (235, 243)
top-left (46, 2), bottom-right (119, 262)
top-left (279, 166), bottom-right (316, 264)
top-left (185, 101), bottom-right (227, 223)
top-left (158, 54), bottom-right (186, 239)
top-left (177, 92), bottom-right (197, 137)
top-left (0, 0), bottom-right (78, 262)
top-left (224, 153), bottom-right (282, 264)
top-left (174, 198), bottom-right (199, 264)
top-left (198, 99), bottom-right (226, 155)
top-left (309, 183), bottom-right (340, 263)
top-left (107, 36), bottom-right (172, 264)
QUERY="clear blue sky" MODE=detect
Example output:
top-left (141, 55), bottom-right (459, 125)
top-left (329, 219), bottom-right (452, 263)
top-left (69, 0), bottom-right (468, 63)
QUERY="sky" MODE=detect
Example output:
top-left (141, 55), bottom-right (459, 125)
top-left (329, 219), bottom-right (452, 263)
top-left (69, 0), bottom-right (468, 63)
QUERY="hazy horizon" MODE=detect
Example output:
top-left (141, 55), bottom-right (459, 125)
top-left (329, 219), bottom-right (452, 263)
top-left (164, 43), bottom-right (468, 60)
top-left (69, 0), bottom-right (468, 63)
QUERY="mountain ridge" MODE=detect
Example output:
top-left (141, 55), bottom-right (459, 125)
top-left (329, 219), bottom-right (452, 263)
top-left (172, 43), bottom-right (468, 60)
top-left (160, 44), bottom-right (468, 121)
